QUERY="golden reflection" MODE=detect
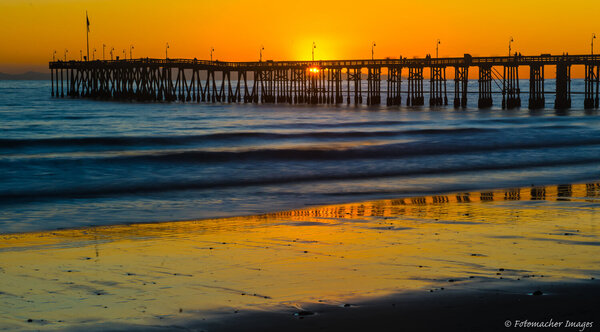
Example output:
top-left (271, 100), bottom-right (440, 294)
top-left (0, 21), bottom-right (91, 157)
top-left (1, 182), bottom-right (599, 329)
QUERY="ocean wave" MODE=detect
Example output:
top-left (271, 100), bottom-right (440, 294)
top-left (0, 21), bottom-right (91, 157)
top-left (0, 127), bottom-right (495, 149)
top-left (2, 132), bottom-right (600, 163)
top-left (1, 156), bottom-right (599, 204)
top-left (257, 120), bottom-right (426, 129)
top-left (100, 137), bottom-right (600, 163)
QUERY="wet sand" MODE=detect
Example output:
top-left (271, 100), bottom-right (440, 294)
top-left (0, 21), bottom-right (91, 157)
top-left (1, 182), bottom-right (600, 331)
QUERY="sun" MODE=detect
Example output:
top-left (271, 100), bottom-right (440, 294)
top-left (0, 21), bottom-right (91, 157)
top-left (309, 67), bottom-right (320, 74)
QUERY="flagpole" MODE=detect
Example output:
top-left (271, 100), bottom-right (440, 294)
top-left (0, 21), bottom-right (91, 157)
top-left (86, 11), bottom-right (90, 61)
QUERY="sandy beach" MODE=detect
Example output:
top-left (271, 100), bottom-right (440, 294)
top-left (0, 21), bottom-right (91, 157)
top-left (1, 182), bottom-right (599, 331)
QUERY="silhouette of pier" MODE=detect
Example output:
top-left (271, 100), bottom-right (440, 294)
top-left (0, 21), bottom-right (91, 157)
top-left (49, 54), bottom-right (600, 109)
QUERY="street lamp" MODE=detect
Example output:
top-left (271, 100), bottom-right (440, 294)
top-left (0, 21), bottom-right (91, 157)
top-left (312, 41), bottom-right (316, 61)
top-left (93, 48), bottom-right (96, 60)
top-left (103, 44), bottom-right (106, 60)
top-left (508, 36), bottom-right (514, 56)
top-left (166, 42), bottom-right (169, 59)
top-left (372, 41), bottom-right (376, 60)
top-left (110, 47), bottom-right (115, 60)
top-left (80, 50), bottom-right (82, 61)
top-left (210, 47), bottom-right (215, 62)
top-left (123, 49), bottom-right (126, 60)
top-left (592, 33), bottom-right (596, 55)
top-left (436, 39), bottom-right (441, 58)
top-left (64, 49), bottom-right (68, 61)
top-left (130, 45), bottom-right (134, 60)
top-left (53, 50), bottom-right (56, 62)
top-left (260, 45), bottom-right (264, 62)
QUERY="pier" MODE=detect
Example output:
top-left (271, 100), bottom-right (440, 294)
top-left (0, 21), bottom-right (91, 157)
top-left (49, 54), bottom-right (600, 109)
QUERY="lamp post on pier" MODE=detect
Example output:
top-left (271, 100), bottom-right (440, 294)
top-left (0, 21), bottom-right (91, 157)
top-left (53, 50), bottom-right (56, 62)
top-left (93, 48), bottom-right (96, 60)
top-left (508, 36), bottom-right (514, 56)
top-left (372, 41), bottom-right (376, 60)
top-left (130, 45), bottom-right (134, 60)
top-left (110, 47), bottom-right (114, 60)
top-left (123, 49), bottom-right (126, 60)
top-left (312, 42), bottom-right (316, 61)
top-left (592, 33), bottom-right (596, 55)
top-left (436, 39), bottom-right (441, 58)
top-left (166, 43), bottom-right (169, 59)
top-left (103, 44), bottom-right (106, 60)
top-left (80, 50), bottom-right (82, 61)
top-left (210, 47), bottom-right (215, 62)
top-left (260, 45), bottom-right (264, 62)
top-left (64, 49), bottom-right (68, 61)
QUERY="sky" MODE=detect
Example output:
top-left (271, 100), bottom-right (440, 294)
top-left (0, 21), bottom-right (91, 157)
top-left (1, 0), bottom-right (599, 74)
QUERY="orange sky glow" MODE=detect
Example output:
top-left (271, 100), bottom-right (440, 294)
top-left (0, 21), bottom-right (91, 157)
top-left (1, 0), bottom-right (599, 75)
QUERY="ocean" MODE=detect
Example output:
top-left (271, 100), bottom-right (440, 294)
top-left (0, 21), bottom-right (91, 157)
top-left (1, 79), bottom-right (600, 233)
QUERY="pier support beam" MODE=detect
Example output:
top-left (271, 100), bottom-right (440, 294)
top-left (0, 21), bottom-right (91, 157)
top-left (259, 70), bottom-right (274, 103)
top-left (66, 68), bottom-right (70, 97)
top-left (56, 68), bottom-right (60, 97)
top-left (225, 70), bottom-right (235, 103)
top-left (453, 66), bottom-right (468, 108)
top-left (239, 71), bottom-right (249, 103)
top-left (291, 68), bottom-right (305, 104)
top-left (250, 71), bottom-right (260, 103)
top-left (584, 63), bottom-right (599, 109)
top-left (367, 67), bottom-right (381, 105)
top-left (309, 68), bottom-right (319, 104)
top-left (60, 68), bottom-right (64, 98)
top-left (386, 66), bottom-right (402, 106)
top-left (347, 67), bottom-right (362, 105)
top-left (429, 66), bottom-right (447, 107)
top-left (208, 69), bottom-right (218, 102)
top-left (167, 67), bottom-right (175, 101)
top-left (502, 65), bottom-right (521, 109)
top-left (554, 62), bottom-right (571, 109)
top-left (478, 66), bottom-right (493, 108)
top-left (274, 69), bottom-right (287, 103)
top-left (407, 66), bottom-right (424, 106)
top-left (528, 65), bottom-right (545, 109)
top-left (330, 68), bottom-right (343, 104)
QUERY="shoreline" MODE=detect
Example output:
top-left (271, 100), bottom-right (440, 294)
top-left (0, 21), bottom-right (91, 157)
top-left (2, 177), bottom-right (598, 236)
top-left (1, 181), bottom-right (599, 331)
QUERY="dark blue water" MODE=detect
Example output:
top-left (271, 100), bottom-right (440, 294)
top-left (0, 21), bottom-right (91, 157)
top-left (1, 80), bottom-right (600, 233)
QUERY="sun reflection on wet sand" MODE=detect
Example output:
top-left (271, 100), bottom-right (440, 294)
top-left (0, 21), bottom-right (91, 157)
top-left (1, 182), bottom-right (599, 329)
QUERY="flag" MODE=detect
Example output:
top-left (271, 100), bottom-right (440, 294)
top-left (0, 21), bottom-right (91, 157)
top-left (86, 12), bottom-right (90, 32)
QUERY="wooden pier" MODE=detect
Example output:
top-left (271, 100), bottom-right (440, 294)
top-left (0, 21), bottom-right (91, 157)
top-left (49, 54), bottom-right (600, 109)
